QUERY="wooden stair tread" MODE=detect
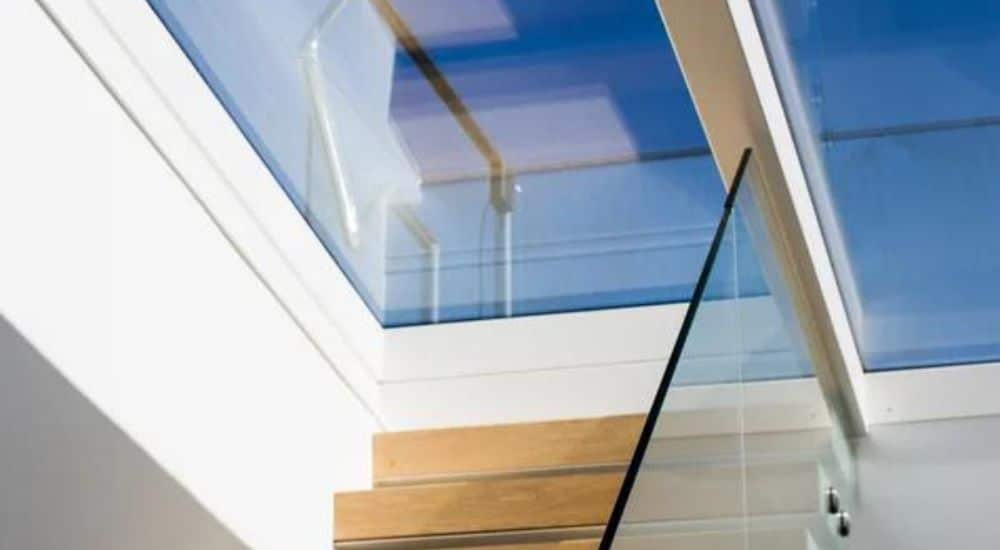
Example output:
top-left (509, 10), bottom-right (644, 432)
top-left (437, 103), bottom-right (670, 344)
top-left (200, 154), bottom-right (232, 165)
top-left (333, 522), bottom-right (822, 549)
top-left (374, 414), bottom-right (842, 487)
top-left (335, 472), bottom-right (622, 542)
top-left (593, 526), bottom-right (816, 550)
top-left (331, 526), bottom-right (604, 549)
top-left (336, 463), bottom-right (829, 542)
top-left (459, 542), bottom-right (598, 550)
top-left (374, 415), bottom-right (643, 486)
top-left (338, 414), bottom-right (842, 548)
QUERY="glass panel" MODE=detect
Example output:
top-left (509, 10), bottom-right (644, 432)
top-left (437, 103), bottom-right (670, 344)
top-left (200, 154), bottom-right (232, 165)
top-left (384, 156), bottom-right (722, 325)
top-left (146, 0), bottom-right (726, 327)
top-left (752, 0), bottom-right (1000, 371)
top-left (605, 152), bottom-right (855, 549)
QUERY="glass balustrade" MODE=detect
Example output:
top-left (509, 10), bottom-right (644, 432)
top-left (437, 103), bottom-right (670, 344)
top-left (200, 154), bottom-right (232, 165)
top-left (146, 0), bottom-right (726, 327)
top-left (752, 0), bottom-right (1000, 371)
top-left (602, 150), bottom-right (856, 550)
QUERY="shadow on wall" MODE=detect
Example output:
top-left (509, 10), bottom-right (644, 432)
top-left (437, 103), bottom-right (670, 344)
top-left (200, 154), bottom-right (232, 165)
top-left (0, 315), bottom-right (247, 550)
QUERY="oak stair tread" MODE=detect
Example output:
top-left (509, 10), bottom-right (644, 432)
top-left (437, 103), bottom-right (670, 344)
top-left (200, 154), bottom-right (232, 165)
top-left (374, 415), bottom-right (842, 487)
top-left (335, 472), bottom-right (622, 542)
top-left (373, 415), bottom-right (643, 486)
top-left (336, 414), bottom-right (841, 549)
top-left (336, 463), bottom-right (829, 542)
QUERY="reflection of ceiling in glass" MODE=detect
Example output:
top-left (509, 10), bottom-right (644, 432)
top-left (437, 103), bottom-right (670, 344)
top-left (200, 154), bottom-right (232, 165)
top-left (387, 0), bottom-right (707, 182)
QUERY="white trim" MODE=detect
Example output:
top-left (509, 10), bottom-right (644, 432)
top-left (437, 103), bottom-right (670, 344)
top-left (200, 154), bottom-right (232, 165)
top-left (382, 294), bottom-right (805, 382)
top-left (380, 360), bottom-right (829, 431)
top-left (747, 0), bottom-right (866, 324)
top-left (383, 303), bottom-right (687, 381)
top-left (865, 362), bottom-right (1000, 425)
top-left (38, 0), bottom-right (387, 426)
top-left (380, 297), bottom-right (827, 430)
top-left (380, 304), bottom-right (686, 429)
top-left (656, 0), bottom-right (869, 433)
top-left (302, 4), bottom-right (361, 247)
top-left (725, 0), bottom-right (869, 427)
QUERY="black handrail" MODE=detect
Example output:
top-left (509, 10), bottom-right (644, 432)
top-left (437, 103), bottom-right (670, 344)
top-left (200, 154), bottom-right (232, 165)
top-left (598, 148), bottom-right (753, 549)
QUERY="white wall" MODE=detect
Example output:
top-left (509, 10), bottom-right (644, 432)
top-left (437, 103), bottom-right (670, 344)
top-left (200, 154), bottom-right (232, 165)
top-left (380, 294), bottom-right (816, 430)
top-left (851, 415), bottom-right (1000, 548)
top-left (0, 315), bottom-right (248, 550)
top-left (381, 304), bottom-right (684, 429)
top-left (0, 2), bottom-right (376, 548)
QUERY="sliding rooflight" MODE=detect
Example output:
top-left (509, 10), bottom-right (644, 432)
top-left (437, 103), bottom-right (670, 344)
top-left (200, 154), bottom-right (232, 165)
top-left (753, 0), bottom-right (1000, 371)
top-left (147, 0), bottom-right (733, 328)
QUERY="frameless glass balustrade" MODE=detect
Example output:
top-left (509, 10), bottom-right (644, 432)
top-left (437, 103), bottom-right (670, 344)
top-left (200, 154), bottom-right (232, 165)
top-left (602, 151), bottom-right (856, 550)
top-left (752, 0), bottom-right (1000, 371)
top-left (146, 0), bottom-right (727, 327)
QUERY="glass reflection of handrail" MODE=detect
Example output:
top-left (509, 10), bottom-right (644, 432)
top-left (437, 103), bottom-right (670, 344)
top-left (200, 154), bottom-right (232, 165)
top-left (302, 0), bottom-right (360, 247)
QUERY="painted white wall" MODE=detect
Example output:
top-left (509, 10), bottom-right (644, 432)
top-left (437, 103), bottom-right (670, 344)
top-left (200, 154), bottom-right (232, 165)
top-left (381, 304), bottom-right (684, 429)
top-left (0, 315), bottom-right (248, 550)
top-left (0, 2), bottom-right (376, 548)
top-left (45, 0), bottom-right (389, 395)
top-left (851, 414), bottom-right (1000, 548)
top-left (381, 295), bottom-right (819, 430)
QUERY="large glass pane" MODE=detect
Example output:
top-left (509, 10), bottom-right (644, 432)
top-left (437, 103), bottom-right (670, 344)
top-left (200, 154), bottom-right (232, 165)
top-left (384, 155), bottom-right (723, 325)
top-left (605, 152), bottom-right (854, 549)
top-left (753, 0), bottom-right (1000, 371)
top-left (146, 0), bottom-right (726, 327)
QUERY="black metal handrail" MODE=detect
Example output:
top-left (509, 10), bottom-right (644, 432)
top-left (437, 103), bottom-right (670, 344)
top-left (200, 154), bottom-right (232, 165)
top-left (598, 148), bottom-right (753, 549)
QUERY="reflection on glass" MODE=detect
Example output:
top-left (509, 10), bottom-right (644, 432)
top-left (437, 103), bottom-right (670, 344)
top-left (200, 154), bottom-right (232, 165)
top-left (146, 0), bottom-right (727, 328)
top-left (753, 0), bottom-right (1000, 370)
top-left (605, 152), bottom-right (854, 549)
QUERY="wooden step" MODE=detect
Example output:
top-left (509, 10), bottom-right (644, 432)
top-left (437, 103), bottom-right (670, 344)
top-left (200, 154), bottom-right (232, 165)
top-left (374, 415), bottom-right (845, 487)
top-left (373, 415), bottom-right (644, 486)
top-left (603, 525), bottom-right (822, 550)
top-left (335, 521), bottom-right (830, 550)
top-left (335, 462), bottom-right (832, 543)
top-left (335, 472), bottom-right (623, 542)
top-left (342, 413), bottom-right (846, 549)
top-left (461, 534), bottom-right (813, 550)
top-left (461, 542), bottom-right (598, 550)
top-left (332, 526), bottom-right (602, 550)
top-left (623, 461), bottom-right (828, 522)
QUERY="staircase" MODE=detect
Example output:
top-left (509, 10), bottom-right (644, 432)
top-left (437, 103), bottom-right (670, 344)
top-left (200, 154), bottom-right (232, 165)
top-left (333, 412), bottom-right (851, 549)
